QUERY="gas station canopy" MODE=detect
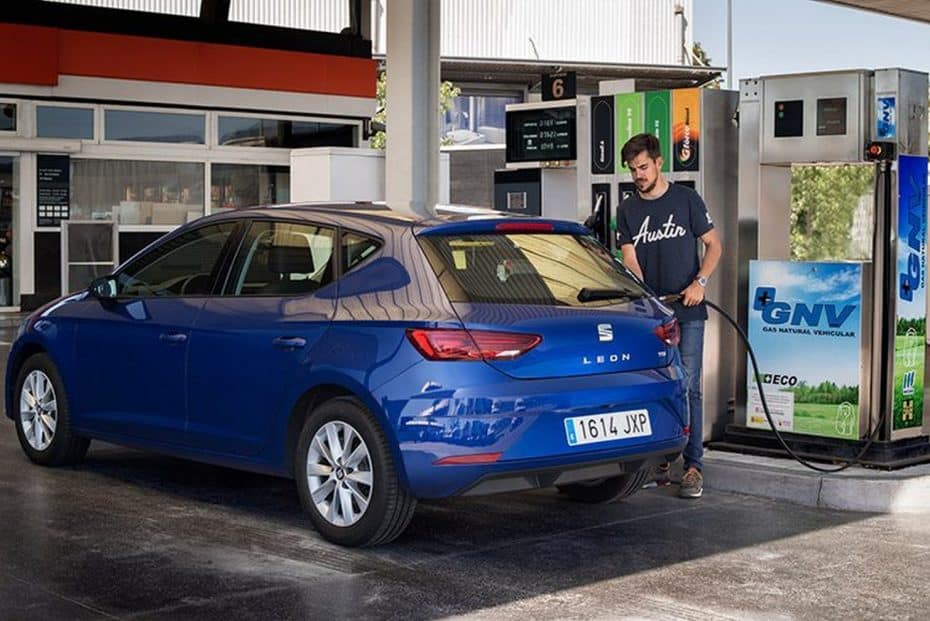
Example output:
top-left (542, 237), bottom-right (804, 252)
top-left (820, 0), bottom-right (930, 23)
top-left (436, 57), bottom-right (722, 92)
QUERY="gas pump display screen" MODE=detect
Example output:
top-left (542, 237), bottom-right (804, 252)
top-left (816, 97), bottom-right (847, 136)
top-left (506, 107), bottom-right (577, 163)
top-left (774, 99), bottom-right (803, 137)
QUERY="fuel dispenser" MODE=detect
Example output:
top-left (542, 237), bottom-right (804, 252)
top-left (721, 68), bottom-right (930, 467)
top-left (497, 85), bottom-right (742, 447)
top-left (575, 87), bottom-right (740, 442)
top-left (495, 99), bottom-right (579, 221)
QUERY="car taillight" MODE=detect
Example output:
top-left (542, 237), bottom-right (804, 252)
top-left (406, 329), bottom-right (541, 361)
top-left (655, 318), bottom-right (680, 346)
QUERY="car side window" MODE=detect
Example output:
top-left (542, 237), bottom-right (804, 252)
top-left (116, 222), bottom-right (237, 297)
top-left (230, 221), bottom-right (335, 296)
top-left (342, 231), bottom-right (382, 273)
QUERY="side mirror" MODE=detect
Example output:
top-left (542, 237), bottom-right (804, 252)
top-left (89, 275), bottom-right (118, 300)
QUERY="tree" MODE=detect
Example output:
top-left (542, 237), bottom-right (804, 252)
top-left (369, 71), bottom-right (461, 150)
top-left (790, 164), bottom-right (875, 261)
top-left (692, 41), bottom-right (722, 89)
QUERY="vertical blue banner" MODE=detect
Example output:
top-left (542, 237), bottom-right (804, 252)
top-left (893, 154), bottom-right (928, 430)
top-left (876, 96), bottom-right (896, 139)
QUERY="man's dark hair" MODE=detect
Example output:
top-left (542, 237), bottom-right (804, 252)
top-left (621, 133), bottom-right (662, 166)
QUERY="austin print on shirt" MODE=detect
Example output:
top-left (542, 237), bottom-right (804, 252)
top-left (632, 214), bottom-right (687, 247)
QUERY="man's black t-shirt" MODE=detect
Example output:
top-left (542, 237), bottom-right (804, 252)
top-left (616, 182), bottom-right (714, 322)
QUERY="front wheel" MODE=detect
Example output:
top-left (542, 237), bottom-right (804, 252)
top-left (14, 353), bottom-right (90, 466)
top-left (294, 397), bottom-right (416, 547)
top-left (557, 467), bottom-right (651, 503)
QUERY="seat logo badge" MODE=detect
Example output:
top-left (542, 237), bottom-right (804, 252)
top-left (597, 323), bottom-right (613, 342)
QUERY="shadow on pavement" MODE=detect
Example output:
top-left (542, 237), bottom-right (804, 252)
top-left (0, 419), bottom-right (879, 619)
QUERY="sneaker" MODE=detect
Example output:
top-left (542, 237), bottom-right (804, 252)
top-left (678, 467), bottom-right (703, 499)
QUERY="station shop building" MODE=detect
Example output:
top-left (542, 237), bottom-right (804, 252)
top-left (0, 1), bottom-right (718, 311)
top-left (0, 8), bottom-right (375, 310)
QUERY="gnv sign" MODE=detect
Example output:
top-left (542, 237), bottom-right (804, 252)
top-left (893, 155), bottom-right (928, 432)
top-left (899, 174), bottom-right (924, 302)
top-left (753, 287), bottom-right (856, 328)
top-left (746, 261), bottom-right (863, 440)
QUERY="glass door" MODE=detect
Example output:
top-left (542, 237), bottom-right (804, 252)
top-left (0, 156), bottom-right (17, 307)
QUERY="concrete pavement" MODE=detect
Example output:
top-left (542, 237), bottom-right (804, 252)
top-left (1, 315), bottom-right (929, 618)
top-left (2, 421), bottom-right (930, 619)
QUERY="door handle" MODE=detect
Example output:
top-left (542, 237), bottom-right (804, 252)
top-left (159, 332), bottom-right (188, 344)
top-left (273, 336), bottom-right (307, 350)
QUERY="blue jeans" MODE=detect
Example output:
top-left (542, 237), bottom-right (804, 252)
top-left (679, 320), bottom-right (705, 471)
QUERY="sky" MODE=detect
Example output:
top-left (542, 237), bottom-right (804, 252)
top-left (693, 0), bottom-right (930, 88)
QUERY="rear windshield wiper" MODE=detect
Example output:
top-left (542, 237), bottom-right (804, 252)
top-left (577, 288), bottom-right (641, 303)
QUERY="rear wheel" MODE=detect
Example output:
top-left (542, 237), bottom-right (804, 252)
top-left (294, 397), bottom-right (416, 547)
top-left (557, 467), bottom-right (651, 503)
top-left (14, 353), bottom-right (90, 466)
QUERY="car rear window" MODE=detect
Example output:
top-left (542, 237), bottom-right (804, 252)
top-left (418, 233), bottom-right (650, 306)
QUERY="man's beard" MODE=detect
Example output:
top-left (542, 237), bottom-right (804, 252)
top-left (637, 178), bottom-right (657, 195)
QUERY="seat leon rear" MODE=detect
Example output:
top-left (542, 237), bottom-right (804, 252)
top-left (6, 204), bottom-right (688, 547)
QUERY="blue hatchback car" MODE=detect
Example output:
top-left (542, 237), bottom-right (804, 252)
top-left (6, 204), bottom-right (688, 546)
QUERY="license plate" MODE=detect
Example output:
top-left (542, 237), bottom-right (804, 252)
top-left (564, 409), bottom-right (652, 446)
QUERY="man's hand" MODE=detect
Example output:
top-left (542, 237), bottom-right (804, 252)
top-left (681, 281), bottom-right (705, 306)
top-left (620, 244), bottom-right (643, 281)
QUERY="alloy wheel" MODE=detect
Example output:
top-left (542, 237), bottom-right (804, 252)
top-left (306, 420), bottom-right (374, 527)
top-left (20, 370), bottom-right (58, 451)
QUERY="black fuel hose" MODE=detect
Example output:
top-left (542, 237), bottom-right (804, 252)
top-left (660, 294), bottom-right (885, 473)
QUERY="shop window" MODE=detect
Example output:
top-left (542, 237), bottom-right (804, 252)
top-left (218, 116), bottom-right (355, 148)
top-left (64, 222), bottom-right (117, 293)
top-left (37, 106), bottom-right (94, 139)
top-left (0, 156), bottom-right (15, 306)
top-left (1, 104), bottom-right (16, 132)
top-left (71, 159), bottom-right (204, 225)
top-left (443, 94), bottom-right (521, 145)
top-left (211, 164), bottom-right (290, 211)
top-left (105, 110), bottom-right (205, 144)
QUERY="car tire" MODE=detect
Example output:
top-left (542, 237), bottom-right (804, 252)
top-left (14, 353), bottom-right (90, 466)
top-left (556, 467), bottom-right (651, 503)
top-left (294, 396), bottom-right (416, 547)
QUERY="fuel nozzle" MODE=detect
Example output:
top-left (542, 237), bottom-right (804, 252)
top-left (658, 294), bottom-right (682, 304)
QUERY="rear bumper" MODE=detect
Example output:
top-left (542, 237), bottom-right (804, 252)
top-left (457, 439), bottom-right (685, 496)
top-left (379, 361), bottom-right (688, 498)
top-left (399, 434), bottom-right (686, 498)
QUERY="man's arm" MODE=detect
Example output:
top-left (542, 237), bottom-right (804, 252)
top-left (681, 228), bottom-right (723, 306)
top-left (620, 243), bottom-right (643, 280)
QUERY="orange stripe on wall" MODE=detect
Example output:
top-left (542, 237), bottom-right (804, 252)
top-left (0, 24), bottom-right (60, 86)
top-left (0, 24), bottom-right (376, 98)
